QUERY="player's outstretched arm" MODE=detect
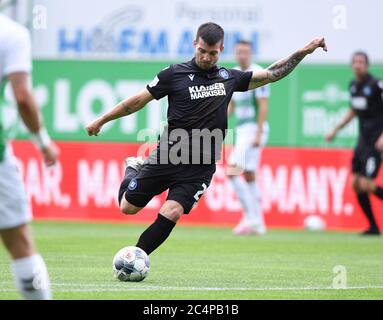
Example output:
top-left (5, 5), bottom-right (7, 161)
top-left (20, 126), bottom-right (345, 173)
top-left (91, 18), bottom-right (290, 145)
top-left (248, 37), bottom-right (327, 90)
top-left (325, 109), bottom-right (356, 142)
top-left (86, 88), bottom-right (154, 136)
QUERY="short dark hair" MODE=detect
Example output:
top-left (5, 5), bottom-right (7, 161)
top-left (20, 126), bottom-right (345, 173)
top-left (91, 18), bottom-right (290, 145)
top-left (236, 40), bottom-right (253, 47)
top-left (196, 22), bottom-right (224, 46)
top-left (352, 51), bottom-right (369, 65)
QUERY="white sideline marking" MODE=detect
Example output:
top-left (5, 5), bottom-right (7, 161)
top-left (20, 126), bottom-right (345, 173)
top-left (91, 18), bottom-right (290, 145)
top-left (53, 285), bottom-right (383, 292)
top-left (53, 286), bottom-right (383, 293)
top-left (1, 282), bottom-right (383, 293)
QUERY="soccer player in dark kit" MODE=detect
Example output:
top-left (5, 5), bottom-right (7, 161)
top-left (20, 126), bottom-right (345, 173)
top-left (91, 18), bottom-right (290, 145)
top-left (326, 51), bottom-right (383, 236)
top-left (86, 22), bottom-right (327, 254)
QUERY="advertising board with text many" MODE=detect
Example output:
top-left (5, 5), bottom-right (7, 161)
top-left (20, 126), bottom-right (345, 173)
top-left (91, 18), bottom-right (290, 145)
top-left (11, 141), bottom-right (383, 230)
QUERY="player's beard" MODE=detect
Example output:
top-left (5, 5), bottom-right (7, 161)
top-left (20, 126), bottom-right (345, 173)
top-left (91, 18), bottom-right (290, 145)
top-left (196, 60), bottom-right (215, 70)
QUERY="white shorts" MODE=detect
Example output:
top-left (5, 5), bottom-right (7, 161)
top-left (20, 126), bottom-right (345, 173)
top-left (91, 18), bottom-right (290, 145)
top-left (0, 144), bottom-right (32, 230)
top-left (228, 123), bottom-right (269, 172)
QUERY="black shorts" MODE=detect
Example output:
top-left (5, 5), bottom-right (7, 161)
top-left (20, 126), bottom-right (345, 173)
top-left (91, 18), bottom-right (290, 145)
top-left (352, 142), bottom-right (382, 178)
top-left (122, 149), bottom-right (216, 214)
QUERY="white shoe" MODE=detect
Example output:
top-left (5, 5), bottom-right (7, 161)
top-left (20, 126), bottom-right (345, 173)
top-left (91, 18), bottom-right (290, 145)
top-left (233, 220), bottom-right (267, 236)
top-left (232, 217), bottom-right (246, 231)
top-left (247, 217), bottom-right (267, 235)
top-left (249, 221), bottom-right (267, 235)
top-left (124, 156), bottom-right (144, 172)
top-left (252, 225), bottom-right (267, 235)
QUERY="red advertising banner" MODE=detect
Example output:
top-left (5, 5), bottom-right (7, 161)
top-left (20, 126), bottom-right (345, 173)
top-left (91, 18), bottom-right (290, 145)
top-left (11, 141), bottom-right (383, 230)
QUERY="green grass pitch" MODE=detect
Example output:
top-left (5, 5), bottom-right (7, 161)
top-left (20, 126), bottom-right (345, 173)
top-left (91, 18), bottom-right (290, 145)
top-left (0, 221), bottom-right (382, 300)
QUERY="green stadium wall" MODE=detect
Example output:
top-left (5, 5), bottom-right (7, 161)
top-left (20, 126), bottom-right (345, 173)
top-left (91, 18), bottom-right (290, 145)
top-left (2, 60), bottom-right (382, 147)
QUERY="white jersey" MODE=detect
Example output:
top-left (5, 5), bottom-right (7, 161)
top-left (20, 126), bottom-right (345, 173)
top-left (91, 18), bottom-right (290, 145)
top-left (0, 13), bottom-right (32, 85)
top-left (229, 64), bottom-right (270, 172)
top-left (232, 63), bottom-right (270, 127)
top-left (0, 14), bottom-right (32, 229)
top-left (0, 13), bottom-right (32, 157)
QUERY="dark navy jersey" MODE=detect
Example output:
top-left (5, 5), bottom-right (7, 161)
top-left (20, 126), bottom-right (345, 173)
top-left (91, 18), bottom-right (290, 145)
top-left (349, 73), bottom-right (383, 144)
top-left (146, 58), bottom-right (252, 163)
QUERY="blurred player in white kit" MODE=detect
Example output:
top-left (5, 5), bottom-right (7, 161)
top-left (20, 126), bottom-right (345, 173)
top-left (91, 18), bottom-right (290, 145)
top-left (227, 41), bottom-right (270, 236)
top-left (0, 10), bottom-right (57, 299)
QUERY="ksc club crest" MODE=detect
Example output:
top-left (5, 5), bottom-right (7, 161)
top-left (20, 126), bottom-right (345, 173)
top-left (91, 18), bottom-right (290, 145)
top-left (218, 69), bottom-right (229, 79)
top-left (128, 179), bottom-right (138, 191)
top-left (363, 86), bottom-right (371, 96)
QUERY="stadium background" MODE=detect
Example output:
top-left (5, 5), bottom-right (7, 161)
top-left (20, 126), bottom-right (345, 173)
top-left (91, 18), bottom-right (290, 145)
top-left (1, 0), bottom-right (383, 230)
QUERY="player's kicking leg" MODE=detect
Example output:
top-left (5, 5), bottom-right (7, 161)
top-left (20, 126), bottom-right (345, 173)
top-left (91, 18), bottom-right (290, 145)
top-left (117, 154), bottom-right (179, 254)
top-left (119, 179), bottom-right (180, 255)
top-left (117, 152), bottom-right (214, 255)
top-left (135, 200), bottom-right (180, 255)
top-left (135, 165), bottom-right (213, 254)
top-left (118, 156), bottom-right (145, 214)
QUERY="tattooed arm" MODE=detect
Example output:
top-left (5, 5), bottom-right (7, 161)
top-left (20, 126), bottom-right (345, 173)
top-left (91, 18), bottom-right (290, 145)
top-left (248, 37), bottom-right (327, 90)
top-left (86, 88), bottom-right (153, 136)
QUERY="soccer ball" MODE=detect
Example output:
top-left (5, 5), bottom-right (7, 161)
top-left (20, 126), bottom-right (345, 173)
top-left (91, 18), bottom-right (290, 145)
top-left (112, 246), bottom-right (150, 282)
top-left (304, 215), bottom-right (326, 231)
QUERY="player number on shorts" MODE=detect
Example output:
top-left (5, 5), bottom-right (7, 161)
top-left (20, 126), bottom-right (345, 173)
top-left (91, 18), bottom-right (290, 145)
top-left (192, 183), bottom-right (207, 207)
